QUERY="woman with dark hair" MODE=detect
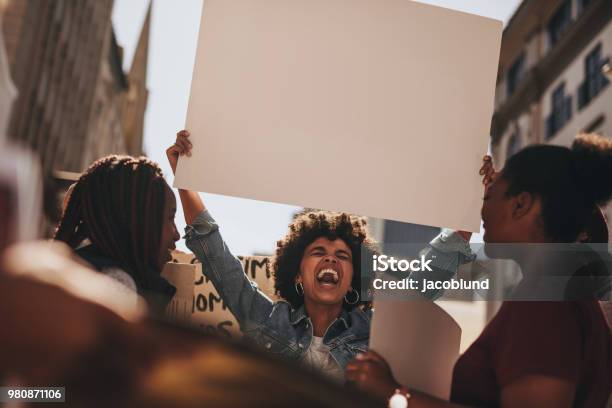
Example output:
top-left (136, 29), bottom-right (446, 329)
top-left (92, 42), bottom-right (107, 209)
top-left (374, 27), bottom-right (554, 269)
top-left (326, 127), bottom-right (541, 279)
top-left (167, 130), bottom-right (476, 381)
top-left (348, 134), bottom-right (612, 407)
top-left (273, 209), bottom-right (376, 311)
top-left (54, 155), bottom-right (180, 316)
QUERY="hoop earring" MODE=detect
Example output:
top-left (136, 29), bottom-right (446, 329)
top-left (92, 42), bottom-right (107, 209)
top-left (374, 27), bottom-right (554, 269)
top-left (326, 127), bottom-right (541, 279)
top-left (294, 282), bottom-right (304, 296)
top-left (344, 288), bottom-right (360, 305)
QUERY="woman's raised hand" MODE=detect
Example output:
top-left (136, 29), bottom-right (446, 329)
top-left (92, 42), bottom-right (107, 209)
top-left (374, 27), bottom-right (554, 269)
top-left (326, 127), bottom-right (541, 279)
top-left (166, 130), bottom-right (193, 174)
top-left (166, 130), bottom-right (205, 224)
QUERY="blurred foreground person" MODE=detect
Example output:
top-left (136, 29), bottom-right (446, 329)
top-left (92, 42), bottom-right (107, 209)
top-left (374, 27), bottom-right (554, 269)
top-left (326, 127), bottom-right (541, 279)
top-left (0, 146), bottom-right (42, 247)
top-left (1, 244), bottom-right (379, 408)
top-left (348, 134), bottom-right (612, 407)
top-left (54, 155), bottom-right (181, 316)
top-left (0, 242), bottom-right (146, 385)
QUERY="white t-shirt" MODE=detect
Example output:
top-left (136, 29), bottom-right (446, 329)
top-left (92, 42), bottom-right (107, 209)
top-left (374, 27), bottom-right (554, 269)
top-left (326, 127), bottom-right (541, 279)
top-left (300, 336), bottom-right (344, 383)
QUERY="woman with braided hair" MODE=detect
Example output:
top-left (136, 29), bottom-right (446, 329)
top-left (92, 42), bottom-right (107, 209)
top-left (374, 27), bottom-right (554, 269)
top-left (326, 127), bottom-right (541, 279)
top-left (54, 155), bottom-right (180, 316)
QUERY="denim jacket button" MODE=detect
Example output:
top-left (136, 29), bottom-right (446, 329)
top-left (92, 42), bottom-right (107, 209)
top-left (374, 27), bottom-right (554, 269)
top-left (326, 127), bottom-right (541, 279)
top-left (298, 343), bottom-right (303, 348)
top-left (265, 342), bottom-right (272, 349)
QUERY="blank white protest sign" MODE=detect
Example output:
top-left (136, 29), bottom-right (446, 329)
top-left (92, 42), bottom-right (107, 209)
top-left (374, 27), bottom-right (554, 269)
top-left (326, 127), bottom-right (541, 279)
top-left (370, 299), bottom-right (462, 400)
top-left (175, 0), bottom-right (502, 232)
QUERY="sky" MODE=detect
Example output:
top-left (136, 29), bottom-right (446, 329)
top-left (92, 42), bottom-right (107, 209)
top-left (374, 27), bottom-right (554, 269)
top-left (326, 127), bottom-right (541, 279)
top-left (112, 0), bottom-right (521, 255)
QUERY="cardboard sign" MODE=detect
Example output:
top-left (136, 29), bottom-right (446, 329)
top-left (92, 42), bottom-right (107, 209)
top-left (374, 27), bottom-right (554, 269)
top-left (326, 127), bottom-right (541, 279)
top-left (370, 299), bottom-right (461, 400)
top-left (161, 262), bottom-right (196, 324)
top-left (175, 0), bottom-right (502, 232)
top-left (164, 251), bottom-right (277, 338)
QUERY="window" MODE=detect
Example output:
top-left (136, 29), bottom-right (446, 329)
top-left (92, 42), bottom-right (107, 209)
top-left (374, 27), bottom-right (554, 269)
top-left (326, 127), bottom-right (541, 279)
top-left (507, 53), bottom-right (525, 97)
top-left (547, 0), bottom-right (572, 48)
top-left (578, 43), bottom-right (610, 110)
top-left (545, 83), bottom-right (572, 140)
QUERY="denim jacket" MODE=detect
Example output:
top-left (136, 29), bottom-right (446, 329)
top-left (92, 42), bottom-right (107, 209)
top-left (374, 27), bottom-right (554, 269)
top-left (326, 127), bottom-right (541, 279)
top-left (185, 210), bottom-right (473, 370)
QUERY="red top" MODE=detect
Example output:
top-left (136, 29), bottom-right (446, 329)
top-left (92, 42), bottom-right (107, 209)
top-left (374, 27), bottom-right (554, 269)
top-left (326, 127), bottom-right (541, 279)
top-left (451, 301), bottom-right (612, 407)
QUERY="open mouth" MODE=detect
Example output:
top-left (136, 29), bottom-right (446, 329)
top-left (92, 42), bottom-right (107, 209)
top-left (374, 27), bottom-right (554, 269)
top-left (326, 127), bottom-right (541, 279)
top-left (316, 268), bottom-right (340, 286)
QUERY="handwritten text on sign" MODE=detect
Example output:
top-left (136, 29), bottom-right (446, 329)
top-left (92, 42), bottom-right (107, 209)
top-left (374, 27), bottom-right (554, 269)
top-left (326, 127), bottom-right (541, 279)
top-left (163, 251), bottom-right (278, 338)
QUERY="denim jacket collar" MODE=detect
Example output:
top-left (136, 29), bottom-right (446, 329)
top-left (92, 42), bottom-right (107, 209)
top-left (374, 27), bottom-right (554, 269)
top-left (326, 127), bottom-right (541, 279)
top-left (289, 304), bottom-right (351, 331)
top-left (289, 304), bottom-right (308, 325)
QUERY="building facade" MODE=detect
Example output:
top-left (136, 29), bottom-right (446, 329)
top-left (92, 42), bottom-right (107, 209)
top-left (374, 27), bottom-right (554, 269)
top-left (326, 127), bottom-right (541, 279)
top-left (491, 0), bottom-right (612, 233)
top-left (121, 4), bottom-right (150, 158)
top-left (1, 0), bottom-right (150, 175)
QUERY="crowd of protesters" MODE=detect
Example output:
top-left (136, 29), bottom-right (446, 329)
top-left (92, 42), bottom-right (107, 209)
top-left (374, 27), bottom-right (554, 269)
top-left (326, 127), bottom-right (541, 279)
top-left (0, 127), bottom-right (611, 407)
top-left (0, 139), bottom-right (378, 407)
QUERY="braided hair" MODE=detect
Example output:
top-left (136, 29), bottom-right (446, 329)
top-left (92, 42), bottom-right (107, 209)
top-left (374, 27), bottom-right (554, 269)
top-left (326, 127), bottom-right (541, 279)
top-left (54, 155), bottom-right (169, 291)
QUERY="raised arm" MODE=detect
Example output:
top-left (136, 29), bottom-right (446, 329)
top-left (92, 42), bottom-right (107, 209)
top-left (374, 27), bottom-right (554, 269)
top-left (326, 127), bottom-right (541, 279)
top-left (166, 130), bottom-right (205, 225)
top-left (166, 131), bottom-right (274, 327)
top-left (408, 229), bottom-right (475, 300)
